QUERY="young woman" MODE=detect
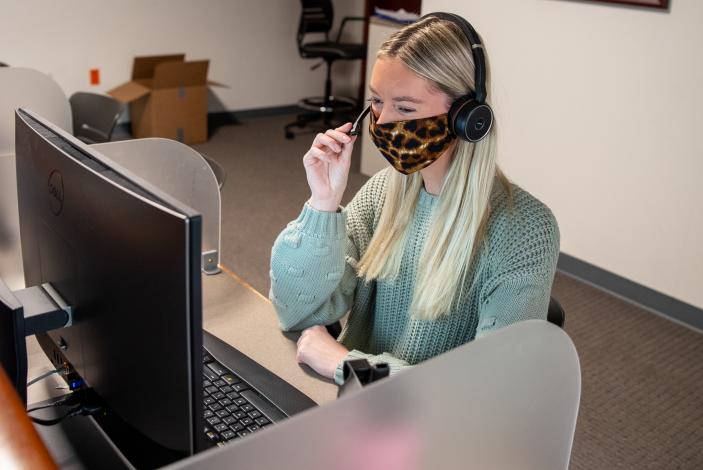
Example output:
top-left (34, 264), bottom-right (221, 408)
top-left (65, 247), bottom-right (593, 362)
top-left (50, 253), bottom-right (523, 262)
top-left (269, 13), bottom-right (560, 384)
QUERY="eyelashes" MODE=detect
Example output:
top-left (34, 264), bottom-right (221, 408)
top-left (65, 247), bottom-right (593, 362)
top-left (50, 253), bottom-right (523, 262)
top-left (368, 98), bottom-right (417, 115)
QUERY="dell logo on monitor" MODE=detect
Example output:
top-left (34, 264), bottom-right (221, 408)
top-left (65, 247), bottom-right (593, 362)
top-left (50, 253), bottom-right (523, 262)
top-left (48, 169), bottom-right (64, 215)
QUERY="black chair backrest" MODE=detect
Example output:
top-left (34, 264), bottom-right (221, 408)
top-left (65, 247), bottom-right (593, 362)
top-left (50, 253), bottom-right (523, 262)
top-left (298, 0), bottom-right (334, 45)
top-left (547, 296), bottom-right (566, 328)
top-left (69, 92), bottom-right (124, 144)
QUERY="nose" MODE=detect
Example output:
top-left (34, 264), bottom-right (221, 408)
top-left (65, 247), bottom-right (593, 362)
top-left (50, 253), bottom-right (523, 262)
top-left (375, 108), bottom-right (392, 125)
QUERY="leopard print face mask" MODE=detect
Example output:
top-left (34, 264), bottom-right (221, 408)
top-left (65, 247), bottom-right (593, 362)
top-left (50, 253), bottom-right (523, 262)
top-left (369, 110), bottom-right (456, 175)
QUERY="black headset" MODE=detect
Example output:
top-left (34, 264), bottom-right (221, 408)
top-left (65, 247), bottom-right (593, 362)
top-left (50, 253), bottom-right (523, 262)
top-left (421, 12), bottom-right (494, 143)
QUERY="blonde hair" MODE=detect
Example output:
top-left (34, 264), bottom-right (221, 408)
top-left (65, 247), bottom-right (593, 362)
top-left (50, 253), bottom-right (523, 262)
top-left (356, 16), bottom-right (510, 320)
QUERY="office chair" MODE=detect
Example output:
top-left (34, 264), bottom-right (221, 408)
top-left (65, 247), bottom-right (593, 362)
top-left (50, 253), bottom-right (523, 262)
top-left (284, 0), bottom-right (366, 139)
top-left (69, 92), bottom-right (124, 144)
top-left (547, 296), bottom-right (566, 328)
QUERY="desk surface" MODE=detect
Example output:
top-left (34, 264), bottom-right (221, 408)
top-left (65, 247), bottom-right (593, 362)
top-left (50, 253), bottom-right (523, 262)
top-left (27, 266), bottom-right (338, 406)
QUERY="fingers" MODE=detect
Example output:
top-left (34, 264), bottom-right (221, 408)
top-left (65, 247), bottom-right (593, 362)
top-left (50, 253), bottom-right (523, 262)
top-left (313, 127), bottom-right (353, 151)
top-left (296, 325), bottom-right (327, 364)
top-left (333, 124), bottom-right (357, 160)
top-left (324, 128), bottom-right (352, 147)
top-left (308, 123), bottom-right (356, 163)
top-left (296, 325), bottom-right (325, 347)
top-left (305, 146), bottom-right (336, 165)
top-left (296, 327), bottom-right (312, 362)
top-left (314, 132), bottom-right (343, 153)
top-left (296, 326), bottom-right (310, 349)
top-left (335, 122), bottom-right (357, 145)
top-left (296, 332), bottom-right (304, 362)
top-left (335, 122), bottom-right (353, 133)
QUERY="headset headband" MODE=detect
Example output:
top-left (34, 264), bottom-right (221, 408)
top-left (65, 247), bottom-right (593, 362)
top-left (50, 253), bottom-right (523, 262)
top-left (420, 12), bottom-right (488, 103)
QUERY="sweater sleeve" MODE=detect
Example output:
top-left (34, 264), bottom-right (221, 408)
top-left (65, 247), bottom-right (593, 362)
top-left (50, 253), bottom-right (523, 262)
top-left (269, 203), bottom-right (358, 331)
top-left (474, 200), bottom-right (560, 340)
top-left (333, 349), bottom-right (412, 385)
top-left (269, 172), bottom-right (385, 332)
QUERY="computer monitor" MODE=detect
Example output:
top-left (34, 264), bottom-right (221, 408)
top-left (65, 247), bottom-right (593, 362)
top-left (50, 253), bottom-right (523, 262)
top-left (14, 108), bottom-right (206, 461)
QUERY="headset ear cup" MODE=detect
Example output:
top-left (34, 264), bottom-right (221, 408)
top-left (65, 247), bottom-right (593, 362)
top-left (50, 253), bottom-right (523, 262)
top-left (449, 96), bottom-right (494, 142)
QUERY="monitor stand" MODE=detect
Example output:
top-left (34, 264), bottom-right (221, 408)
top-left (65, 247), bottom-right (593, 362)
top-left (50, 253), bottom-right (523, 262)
top-left (0, 278), bottom-right (73, 404)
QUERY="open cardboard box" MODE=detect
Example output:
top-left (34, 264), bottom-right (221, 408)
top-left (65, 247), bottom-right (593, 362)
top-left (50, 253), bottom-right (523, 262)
top-left (108, 54), bottom-right (225, 144)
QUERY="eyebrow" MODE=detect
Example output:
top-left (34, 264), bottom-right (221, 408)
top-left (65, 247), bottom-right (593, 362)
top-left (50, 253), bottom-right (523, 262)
top-left (369, 86), bottom-right (424, 104)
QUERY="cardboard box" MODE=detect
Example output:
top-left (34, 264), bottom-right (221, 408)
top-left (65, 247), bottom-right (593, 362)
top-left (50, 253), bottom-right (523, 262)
top-left (108, 54), bottom-right (223, 144)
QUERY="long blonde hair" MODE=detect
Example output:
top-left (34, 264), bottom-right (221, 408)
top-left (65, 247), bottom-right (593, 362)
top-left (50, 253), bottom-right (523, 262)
top-left (356, 16), bottom-right (510, 320)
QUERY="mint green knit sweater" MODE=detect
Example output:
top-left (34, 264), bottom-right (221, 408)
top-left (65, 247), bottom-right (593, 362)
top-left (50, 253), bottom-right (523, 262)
top-left (269, 169), bottom-right (560, 385)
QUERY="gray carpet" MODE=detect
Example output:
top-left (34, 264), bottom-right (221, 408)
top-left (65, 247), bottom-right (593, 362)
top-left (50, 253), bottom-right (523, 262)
top-left (554, 273), bottom-right (703, 469)
top-left (193, 114), bottom-right (703, 469)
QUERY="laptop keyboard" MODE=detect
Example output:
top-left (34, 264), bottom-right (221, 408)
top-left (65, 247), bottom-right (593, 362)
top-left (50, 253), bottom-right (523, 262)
top-left (203, 351), bottom-right (273, 445)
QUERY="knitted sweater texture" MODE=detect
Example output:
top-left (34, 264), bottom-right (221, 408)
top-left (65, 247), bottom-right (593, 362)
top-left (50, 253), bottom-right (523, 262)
top-left (269, 169), bottom-right (560, 384)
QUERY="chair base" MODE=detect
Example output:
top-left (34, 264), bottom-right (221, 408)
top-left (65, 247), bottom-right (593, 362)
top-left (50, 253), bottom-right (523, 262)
top-left (297, 95), bottom-right (356, 113)
top-left (284, 96), bottom-right (358, 140)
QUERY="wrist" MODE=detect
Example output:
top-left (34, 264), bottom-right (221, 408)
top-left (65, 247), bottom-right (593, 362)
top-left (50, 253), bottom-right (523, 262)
top-left (308, 196), bottom-right (341, 212)
top-left (329, 347), bottom-right (350, 379)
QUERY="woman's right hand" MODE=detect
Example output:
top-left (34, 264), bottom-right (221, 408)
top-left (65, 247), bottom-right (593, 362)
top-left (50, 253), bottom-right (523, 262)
top-left (303, 122), bottom-right (357, 212)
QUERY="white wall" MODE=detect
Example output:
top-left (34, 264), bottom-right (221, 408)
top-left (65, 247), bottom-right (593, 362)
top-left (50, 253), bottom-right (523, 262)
top-left (0, 0), bottom-right (364, 112)
top-left (423, 0), bottom-right (703, 309)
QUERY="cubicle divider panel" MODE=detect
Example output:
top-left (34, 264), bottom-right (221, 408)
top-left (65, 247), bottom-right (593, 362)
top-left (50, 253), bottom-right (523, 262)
top-left (168, 320), bottom-right (581, 470)
top-left (0, 68), bottom-right (73, 290)
top-left (93, 138), bottom-right (221, 274)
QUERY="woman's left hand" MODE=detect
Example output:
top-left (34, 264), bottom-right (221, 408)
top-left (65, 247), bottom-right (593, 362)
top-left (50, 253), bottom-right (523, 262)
top-left (296, 325), bottom-right (349, 379)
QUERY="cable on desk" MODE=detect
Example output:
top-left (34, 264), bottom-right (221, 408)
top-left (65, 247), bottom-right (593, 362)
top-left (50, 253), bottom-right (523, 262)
top-left (29, 404), bottom-right (83, 426)
top-left (29, 402), bottom-right (104, 427)
top-left (26, 392), bottom-right (78, 414)
top-left (27, 368), bottom-right (66, 387)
